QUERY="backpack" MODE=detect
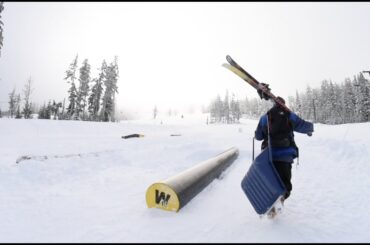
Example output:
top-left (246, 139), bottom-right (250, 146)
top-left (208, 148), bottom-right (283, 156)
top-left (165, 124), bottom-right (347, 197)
top-left (262, 106), bottom-right (297, 150)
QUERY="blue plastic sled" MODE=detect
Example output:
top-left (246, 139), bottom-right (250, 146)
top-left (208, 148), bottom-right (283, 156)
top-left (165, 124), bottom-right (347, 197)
top-left (241, 148), bottom-right (287, 215)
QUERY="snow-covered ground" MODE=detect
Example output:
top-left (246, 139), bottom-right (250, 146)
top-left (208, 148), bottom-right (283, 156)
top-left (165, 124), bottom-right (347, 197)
top-left (1, 113), bottom-right (369, 242)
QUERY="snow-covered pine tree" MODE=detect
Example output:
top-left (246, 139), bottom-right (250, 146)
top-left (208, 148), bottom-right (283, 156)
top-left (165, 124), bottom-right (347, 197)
top-left (230, 93), bottom-right (241, 123)
top-left (38, 101), bottom-right (53, 120)
top-left (76, 58), bottom-right (91, 120)
top-left (45, 101), bottom-right (52, 119)
top-left (210, 94), bottom-right (223, 123)
top-left (236, 99), bottom-right (241, 122)
top-left (101, 57), bottom-right (119, 122)
top-left (249, 98), bottom-right (259, 118)
top-left (363, 76), bottom-right (370, 121)
top-left (294, 90), bottom-right (302, 117)
top-left (67, 82), bottom-right (77, 119)
top-left (59, 98), bottom-right (67, 120)
top-left (209, 99), bottom-right (215, 122)
top-left (8, 88), bottom-right (16, 118)
top-left (343, 78), bottom-right (356, 123)
top-left (22, 77), bottom-right (33, 119)
top-left (15, 94), bottom-right (21, 119)
top-left (235, 99), bottom-right (242, 122)
top-left (312, 88), bottom-right (320, 123)
top-left (223, 90), bottom-right (230, 124)
top-left (240, 96), bottom-right (249, 117)
top-left (88, 78), bottom-right (98, 120)
top-left (334, 82), bottom-right (344, 124)
top-left (65, 55), bottom-right (79, 120)
top-left (318, 80), bottom-right (330, 123)
top-left (38, 102), bottom-right (47, 119)
top-left (230, 93), bottom-right (236, 123)
top-left (111, 56), bottom-right (119, 121)
top-left (51, 100), bottom-right (62, 120)
top-left (88, 60), bottom-right (106, 121)
top-left (355, 73), bottom-right (370, 122)
top-left (303, 85), bottom-right (314, 121)
top-left (352, 75), bottom-right (361, 122)
top-left (326, 81), bottom-right (343, 124)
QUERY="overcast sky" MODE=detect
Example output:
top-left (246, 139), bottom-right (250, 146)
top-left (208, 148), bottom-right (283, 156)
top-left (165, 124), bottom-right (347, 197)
top-left (1, 2), bottom-right (370, 116)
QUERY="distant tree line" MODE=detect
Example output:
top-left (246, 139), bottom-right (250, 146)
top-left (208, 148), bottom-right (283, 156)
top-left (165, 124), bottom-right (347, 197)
top-left (208, 91), bottom-right (272, 124)
top-left (208, 90), bottom-right (243, 124)
top-left (4, 55), bottom-right (119, 122)
top-left (209, 72), bottom-right (370, 125)
top-left (288, 72), bottom-right (370, 124)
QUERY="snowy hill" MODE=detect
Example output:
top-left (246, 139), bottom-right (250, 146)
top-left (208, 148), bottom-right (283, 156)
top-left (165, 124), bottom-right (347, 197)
top-left (0, 114), bottom-right (369, 242)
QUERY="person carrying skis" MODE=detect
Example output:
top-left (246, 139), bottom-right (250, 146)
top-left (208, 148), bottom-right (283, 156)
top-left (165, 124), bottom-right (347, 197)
top-left (254, 95), bottom-right (314, 204)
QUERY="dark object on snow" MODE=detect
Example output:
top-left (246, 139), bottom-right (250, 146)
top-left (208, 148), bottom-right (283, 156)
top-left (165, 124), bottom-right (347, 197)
top-left (170, 134), bottom-right (181, 136)
top-left (122, 134), bottom-right (144, 139)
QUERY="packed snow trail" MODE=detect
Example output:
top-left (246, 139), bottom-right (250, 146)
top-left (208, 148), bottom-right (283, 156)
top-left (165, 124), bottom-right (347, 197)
top-left (0, 116), bottom-right (369, 242)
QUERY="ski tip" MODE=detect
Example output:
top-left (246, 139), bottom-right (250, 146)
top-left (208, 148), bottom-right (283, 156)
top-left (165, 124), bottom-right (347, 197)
top-left (222, 63), bottom-right (230, 68)
top-left (226, 55), bottom-right (232, 63)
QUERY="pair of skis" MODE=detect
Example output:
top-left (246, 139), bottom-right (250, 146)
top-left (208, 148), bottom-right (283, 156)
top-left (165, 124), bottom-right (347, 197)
top-left (222, 55), bottom-right (291, 112)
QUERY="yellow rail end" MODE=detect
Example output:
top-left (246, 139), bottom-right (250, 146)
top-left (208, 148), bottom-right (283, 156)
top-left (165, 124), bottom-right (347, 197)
top-left (146, 183), bottom-right (180, 212)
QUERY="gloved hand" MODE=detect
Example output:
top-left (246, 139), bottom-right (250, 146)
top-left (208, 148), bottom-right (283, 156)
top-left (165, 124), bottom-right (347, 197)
top-left (257, 83), bottom-right (271, 100)
top-left (307, 132), bottom-right (313, 137)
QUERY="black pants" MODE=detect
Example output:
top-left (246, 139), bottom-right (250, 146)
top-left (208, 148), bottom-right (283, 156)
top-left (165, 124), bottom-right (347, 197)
top-left (273, 161), bottom-right (292, 200)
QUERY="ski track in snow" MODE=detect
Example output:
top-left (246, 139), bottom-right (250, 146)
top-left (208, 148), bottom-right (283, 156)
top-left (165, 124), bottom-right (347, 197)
top-left (0, 116), bottom-right (369, 242)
